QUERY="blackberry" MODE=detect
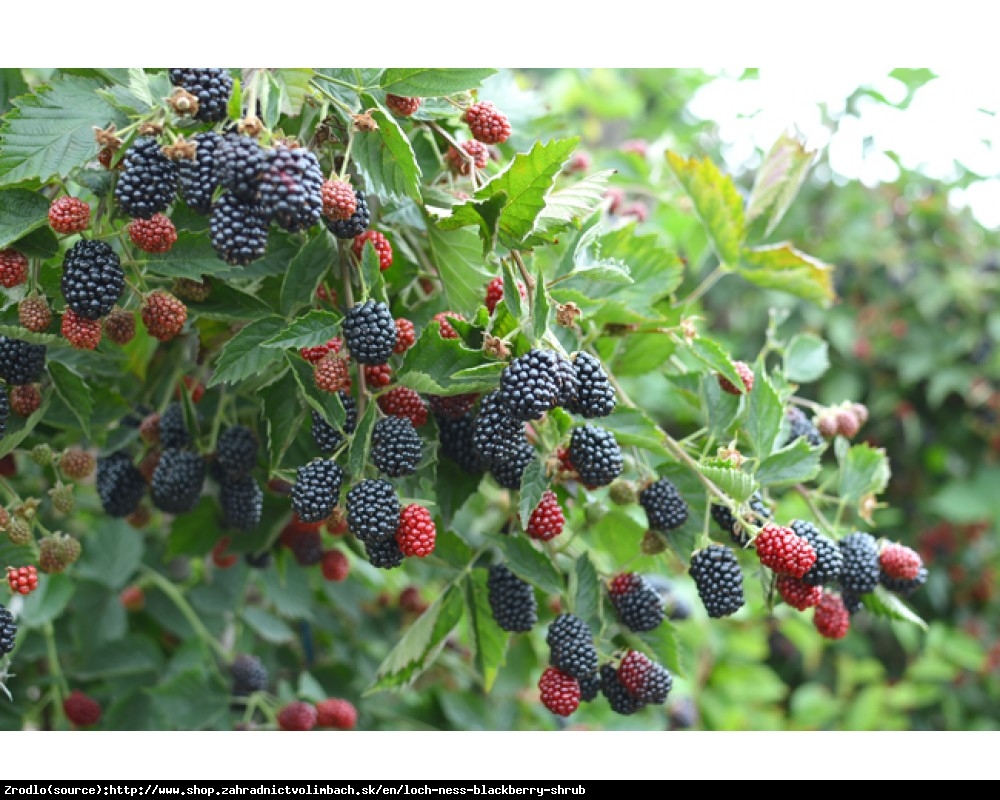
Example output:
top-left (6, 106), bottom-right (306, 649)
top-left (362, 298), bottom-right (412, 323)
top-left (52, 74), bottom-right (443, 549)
top-left (688, 544), bottom-right (745, 618)
top-left (639, 478), bottom-right (689, 532)
top-left (841, 589), bottom-right (865, 614)
top-left (428, 392), bottom-right (479, 420)
top-left (0, 387), bottom-right (7, 440)
top-left (114, 137), bottom-right (178, 219)
top-left (168, 68), bottom-right (233, 123)
top-left (546, 613), bottom-right (598, 680)
top-left (608, 573), bottom-right (665, 632)
top-left (230, 653), bottom-right (268, 696)
top-left (640, 662), bottom-right (673, 705)
top-left (600, 663), bottom-right (644, 716)
top-left (151, 449), bottom-right (206, 514)
top-left (489, 439), bottom-right (535, 490)
top-left (291, 459), bottom-right (344, 524)
top-left (311, 395), bottom-right (358, 454)
top-left (346, 478), bottom-right (400, 542)
top-left (287, 529), bottom-right (323, 566)
top-left (435, 411), bottom-right (489, 474)
top-left (880, 566), bottom-right (928, 596)
top-left (159, 402), bottom-right (192, 449)
top-left (784, 406), bottom-right (823, 447)
top-left (371, 416), bottom-right (422, 477)
top-left (96, 451), bottom-right (146, 518)
top-left (790, 519), bottom-right (844, 586)
top-left (244, 551), bottom-right (272, 569)
top-left (562, 351), bottom-right (616, 418)
top-left (324, 189), bottom-right (370, 239)
top-left (209, 193), bottom-right (269, 266)
top-left (471, 391), bottom-right (527, 467)
top-left (178, 131), bottom-right (222, 214)
top-left (60, 240), bottom-right (125, 321)
top-left (341, 300), bottom-right (396, 365)
top-left (838, 531), bottom-right (881, 595)
top-left (220, 474), bottom-right (263, 531)
top-left (213, 133), bottom-right (267, 201)
top-left (363, 533), bottom-right (407, 570)
top-left (579, 671), bottom-right (602, 703)
top-left (567, 424), bottom-right (623, 488)
top-left (0, 605), bottom-right (16, 655)
top-left (498, 348), bottom-right (575, 421)
top-left (0, 337), bottom-right (46, 386)
top-left (259, 144), bottom-right (324, 233)
top-left (486, 563), bottom-right (537, 632)
top-left (214, 425), bottom-right (258, 479)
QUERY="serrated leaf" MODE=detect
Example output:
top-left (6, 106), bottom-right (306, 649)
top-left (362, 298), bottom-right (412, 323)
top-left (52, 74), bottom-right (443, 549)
top-left (353, 101), bottom-right (422, 203)
top-left (359, 238), bottom-right (389, 306)
top-left (598, 224), bottom-right (683, 293)
top-left (686, 336), bottom-right (744, 389)
top-left (208, 317), bottom-right (287, 387)
top-left (72, 635), bottom-right (164, 681)
top-left (745, 133), bottom-right (817, 238)
top-left (73, 519), bottom-right (142, 589)
top-left (397, 327), bottom-right (494, 395)
top-left (637, 621), bottom-right (684, 678)
top-left (436, 192), bottom-right (506, 255)
top-left (571, 553), bottom-right (601, 631)
top-left (500, 258), bottom-right (525, 320)
top-left (665, 151), bottom-right (745, 266)
top-left (380, 68), bottom-right (497, 96)
top-left (745, 366), bottom-right (784, 459)
top-left (145, 231), bottom-right (298, 284)
top-left (242, 606), bottom-right (297, 644)
top-left (495, 535), bottom-right (563, 596)
top-left (434, 530), bottom-right (474, 570)
top-left (261, 310), bottom-right (341, 350)
top-left (531, 266), bottom-right (550, 343)
top-left (837, 442), bottom-right (891, 504)
top-left (47, 361), bottom-right (93, 439)
top-left (0, 188), bottom-right (52, 249)
top-left (784, 333), bottom-right (830, 383)
top-left (755, 438), bottom-right (823, 487)
top-left (0, 391), bottom-right (48, 457)
top-left (285, 354), bottom-right (346, 429)
top-left (261, 375), bottom-right (302, 469)
top-left (0, 326), bottom-right (66, 346)
top-left (12, 225), bottom-right (58, 259)
top-left (366, 583), bottom-right (465, 693)
top-left (864, 586), bottom-right (928, 630)
top-left (18, 573), bottom-right (74, 628)
top-left (0, 76), bottom-right (126, 186)
top-left (272, 68), bottom-right (313, 116)
top-left (601, 407), bottom-right (670, 458)
top-left (699, 466), bottom-right (755, 503)
top-left (535, 170), bottom-right (615, 230)
top-left (464, 571), bottom-right (509, 692)
top-left (426, 223), bottom-right (493, 316)
top-left (148, 669), bottom-right (228, 731)
top-left (740, 244), bottom-right (836, 308)
top-left (516, 460), bottom-right (547, 534)
top-left (348, 400), bottom-right (378, 477)
top-left (280, 231), bottom-right (335, 315)
top-left (165, 497), bottom-right (219, 559)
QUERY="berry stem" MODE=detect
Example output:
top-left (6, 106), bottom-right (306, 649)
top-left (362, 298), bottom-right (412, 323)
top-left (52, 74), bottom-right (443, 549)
top-left (793, 484), bottom-right (837, 536)
top-left (139, 566), bottom-right (230, 663)
top-left (42, 621), bottom-right (69, 729)
top-left (680, 264), bottom-right (727, 308)
top-left (337, 128), bottom-right (356, 181)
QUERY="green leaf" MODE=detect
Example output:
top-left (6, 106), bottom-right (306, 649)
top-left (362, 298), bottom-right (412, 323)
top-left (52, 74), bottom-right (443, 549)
top-left (837, 441), bottom-right (891, 504)
top-left (687, 336), bottom-right (744, 389)
top-left (47, 361), bottom-right (94, 439)
top-left (18, 573), bottom-right (74, 628)
top-left (500, 258), bottom-right (525, 320)
top-left (517, 460), bottom-right (548, 534)
top-left (353, 101), bottom-right (422, 203)
top-left (601, 407), bottom-right (669, 458)
top-left (864, 586), bottom-right (928, 630)
top-left (434, 529), bottom-right (474, 570)
top-left (464, 571), bottom-right (509, 692)
top-left (0, 76), bottom-right (126, 186)
top-left (348, 400), bottom-right (378, 477)
top-left (436, 193), bottom-right (506, 255)
top-left (359, 237), bottom-right (389, 306)
top-left (740, 244), bottom-right (836, 308)
top-left (0, 69), bottom-right (28, 116)
top-left (272, 68), bottom-right (313, 117)
top-left (495, 535), bottom-right (563, 596)
top-left (755, 438), bottom-right (823, 487)
top-left (11, 225), bottom-right (58, 259)
top-left (426, 223), bottom-right (493, 316)
top-left (0, 392), bottom-right (49, 457)
top-left (207, 317), bottom-right (287, 387)
top-left (598, 224), bottom-right (683, 294)
top-left (366, 583), bottom-right (465, 693)
top-left (262, 376), bottom-right (303, 469)
top-left (242, 606), bottom-right (297, 644)
top-left (380, 68), bottom-right (497, 96)
top-left (72, 519), bottom-right (143, 590)
top-left (72, 634), bottom-right (164, 681)
top-left (531, 268), bottom-right (551, 344)
top-left (397, 327), bottom-right (493, 395)
top-left (285, 354), bottom-right (346, 428)
top-left (745, 133), bottom-right (817, 238)
top-left (261, 310), bottom-right (340, 350)
top-left (745, 366), bottom-right (784, 458)
top-left (148, 669), bottom-right (229, 731)
top-left (665, 151), bottom-right (745, 266)
top-left (784, 333), bottom-right (830, 383)
top-left (535, 170), bottom-right (615, 232)
top-left (280, 231), bottom-right (335, 315)
top-left (699, 465), bottom-right (755, 503)
top-left (475, 138), bottom-right (579, 248)
top-left (0, 188), bottom-right (52, 249)
top-left (165, 497), bottom-right (219, 559)
top-left (638, 621), bottom-right (684, 678)
top-left (571, 552), bottom-right (602, 632)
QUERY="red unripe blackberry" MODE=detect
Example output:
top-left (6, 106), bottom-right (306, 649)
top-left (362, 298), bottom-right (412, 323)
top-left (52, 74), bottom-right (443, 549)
top-left (141, 290), bottom-right (188, 341)
top-left (836, 407), bottom-right (861, 438)
top-left (816, 412), bottom-right (839, 439)
top-left (119, 584), bottom-right (145, 611)
top-left (776, 574), bottom-right (823, 611)
top-left (618, 650), bottom-right (653, 697)
top-left (7, 565), bottom-right (38, 595)
top-left (446, 140), bottom-right (490, 175)
top-left (879, 541), bottom-right (923, 581)
top-left (386, 94), bottom-right (422, 117)
top-left (321, 179), bottom-right (357, 221)
top-left (755, 522), bottom-right (817, 578)
top-left (315, 698), bottom-right (358, 730)
top-left (393, 318), bottom-right (416, 354)
top-left (371, 416), bottom-right (422, 477)
top-left (277, 701), bottom-right (318, 731)
top-left (315, 353), bottom-right (352, 394)
top-left (428, 392), bottom-right (479, 420)
top-left (688, 544), bottom-right (745, 618)
top-left (400, 584), bottom-right (429, 611)
top-left (301, 337), bottom-right (343, 364)
top-left (546, 613), bottom-right (598, 680)
top-left (103, 309), bottom-right (136, 346)
top-left (395, 504), bottom-right (436, 558)
top-left (378, 386), bottom-right (428, 428)
top-left (175, 375), bottom-right (205, 404)
top-left (61, 308), bottom-right (102, 350)
top-left (18, 296), bottom-right (52, 333)
top-left (538, 667), bottom-right (581, 717)
top-left (127, 213), bottom-right (177, 253)
top-left (718, 360), bottom-right (754, 395)
top-left (9, 384), bottom-right (41, 417)
top-left (321, 549), bottom-right (350, 582)
top-left (484, 276), bottom-right (526, 314)
top-left (525, 490), bottom-right (564, 541)
top-left (487, 563), bottom-right (537, 632)
top-left (48, 196), bottom-right (91, 234)
top-left (607, 572), bottom-right (665, 632)
top-left (363, 363), bottom-right (392, 389)
top-left (351, 230), bottom-right (393, 271)
top-left (813, 591), bottom-right (851, 639)
top-left (342, 299), bottom-right (397, 365)
top-left (63, 690), bottom-right (102, 727)
top-left (639, 478), bottom-right (689, 532)
top-left (60, 448), bottom-right (96, 480)
top-left (433, 311), bottom-right (464, 339)
top-left (463, 101), bottom-right (511, 145)
top-left (0, 249), bottom-right (28, 288)
top-left (212, 536), bottom-right (238, 569)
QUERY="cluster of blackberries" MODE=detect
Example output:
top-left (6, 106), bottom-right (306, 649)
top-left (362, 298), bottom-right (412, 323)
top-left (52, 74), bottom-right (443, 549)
top-left (346, 478), bottom-right (405, 569)
top-left (608, 573), bottom-right (665, 632)
top-left (150, 403), bottom-right (206, 516)
top-left (211, 425), bottom-right (263, 531)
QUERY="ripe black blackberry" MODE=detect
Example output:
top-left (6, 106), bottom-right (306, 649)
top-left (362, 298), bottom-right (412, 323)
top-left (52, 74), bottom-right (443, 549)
top-left (498, 348), bottom-right (575, 421)
top-left (784, 406), bottom-right (824, 447)
top-left (0, 604), bottom-right (16, 655)
top-left (214, 425), bottom-right (258, 479)
top-left (151, 449), bottom-right (206, 514)
top-left (114, 137), bottom-right (179, 219)
top-left (220, 474), bottom-right (263, 531)
top-left (567, 424), bottom-right (623, 488)
top-left (60, 240), bottom-right (125, 320)
top-left (371, 416), bottom-right (422, 477)
top-left (178, 131), bottom-right (222, 214)
top-left (435, 411), bottom-right (489, 474)
top-left (600, 663), bottom-right (644, 716)
top-left (489, 440), bottom-right (536, 490)
top-left (790, 519), bottom-right (844, 586)
top-left (0, 337), bottom-right (45, 386)
top-left (880, 566), bottom-right (928, 596)
top-left (486, 563), bottom-right (537, 632)
top-left (363, 533), bottom-right (406, 570)
top-left (688, 544), bottom-right (745, 618)
top-left (546, 613), bottom-right (598, 680)
top-left (259, 144), bottom-right (324, 233)
top-left (346, 478), bottom-right (400, 542)
top-left (244, 551), bottom-right (273, 570)
top-left (562, 351), bottom-right (616, 418)
top-left (159, 402), bottom-right (192, 449)
top-left (711, 491), bottom-right (771, 547)
top-left (323, 189), bottom-right (370, 239)
top-left (640, 662), bottom-right (673, 705)
top-left (213, 133), bottom-right (266, 201)
top-left (230, 653), bottom-right (268, 696)
top-left (210, 193), bottom-right (269, 266)
top-left (639, 478), bottom-right (689, 532)
top-left (291, 459), bottom-right (344, 524)
top-left (471, 391), bottom-right (527, 467)
top-left (168, 68), bottom-right (233, 123)
top-left (838, 531), bottom-right (880, 595)
top-left (608, 573), bottom-right (665, 632)
top-left (311, 395), bottom-right (358, 454)
top-left (841, 589), bottom-right (865, 615)
top-left (341, 300), bottom-right (397, 365)
top-left (96, 450), bottom-right (146, 518)
top-left (578, 671), bottom-right (602, 703)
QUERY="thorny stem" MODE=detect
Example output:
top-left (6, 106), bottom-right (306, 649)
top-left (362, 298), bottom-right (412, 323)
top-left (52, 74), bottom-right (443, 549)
top-left (794, 484), bottom-right (836, 536)
top-left (337, 129), bottom-right (355, 181)
top-left (680, 265), bottom-right (727, 308)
